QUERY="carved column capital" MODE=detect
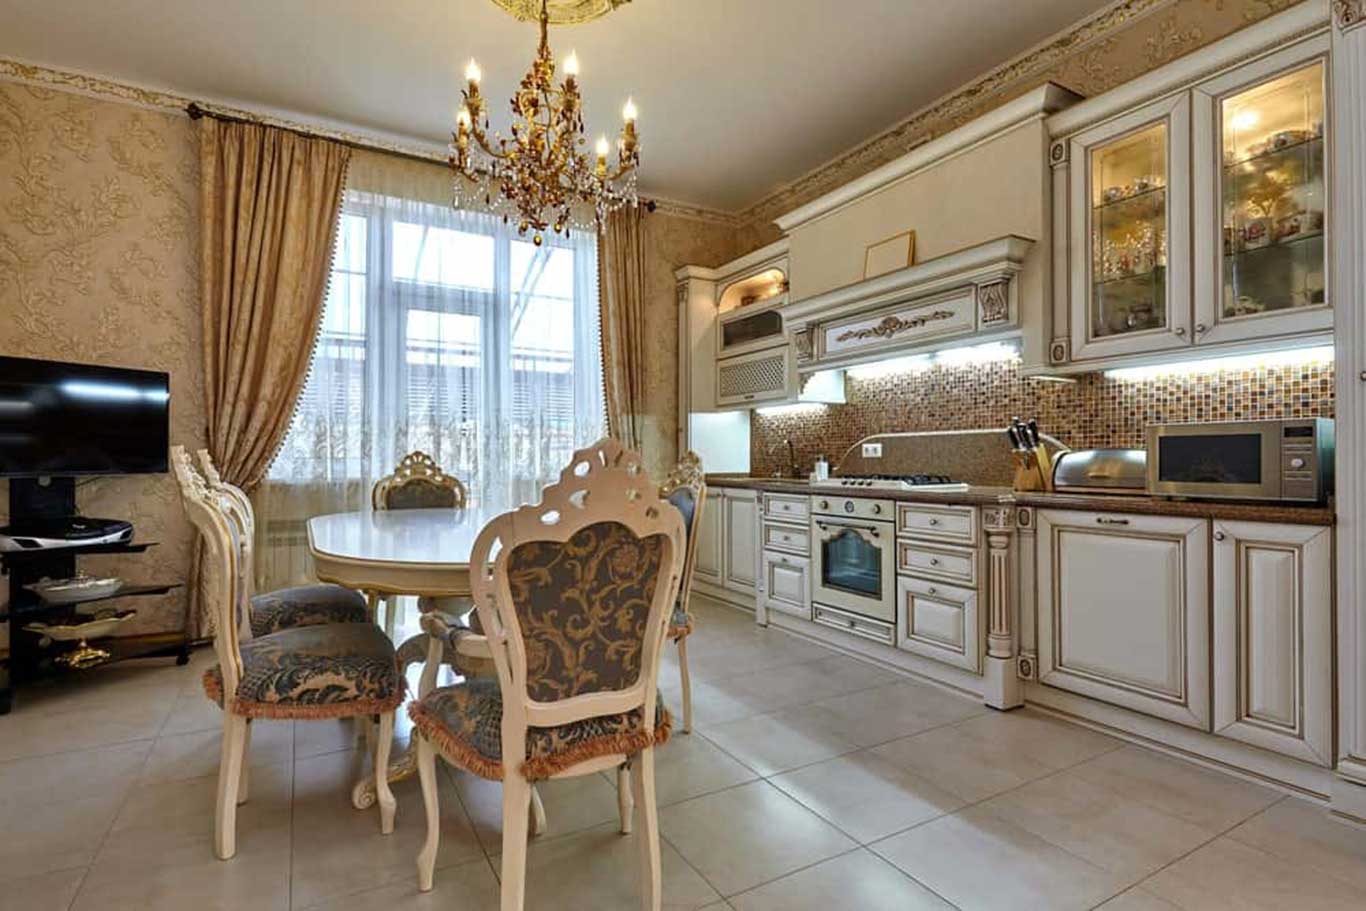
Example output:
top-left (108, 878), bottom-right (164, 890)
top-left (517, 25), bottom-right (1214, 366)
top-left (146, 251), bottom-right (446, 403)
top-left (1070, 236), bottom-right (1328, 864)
top-left (977, 279), bottom-right (1011, 326)
top-left (790, 326), bottom-right (815, 364)
top-left (1336, 1), bottom-right (1365, 31)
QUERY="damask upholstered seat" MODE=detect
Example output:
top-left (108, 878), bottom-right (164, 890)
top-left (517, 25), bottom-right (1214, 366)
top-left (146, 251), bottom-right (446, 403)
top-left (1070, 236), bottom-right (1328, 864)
top-left (202, 622), bottom-right (405, 719)
top-left (410, 677), bottom-right (670, 781)
top-left (248, 584), bottom-right (370, 638)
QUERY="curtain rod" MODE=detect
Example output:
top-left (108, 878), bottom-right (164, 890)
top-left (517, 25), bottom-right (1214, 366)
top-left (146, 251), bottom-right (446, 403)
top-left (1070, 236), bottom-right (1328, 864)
top-left (185, 102), bottom-right (657, 213)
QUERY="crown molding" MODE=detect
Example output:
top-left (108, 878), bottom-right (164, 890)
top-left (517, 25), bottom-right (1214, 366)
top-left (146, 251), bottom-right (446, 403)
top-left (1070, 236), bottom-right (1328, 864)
top-left (649, 197), bottom-right (743, 225)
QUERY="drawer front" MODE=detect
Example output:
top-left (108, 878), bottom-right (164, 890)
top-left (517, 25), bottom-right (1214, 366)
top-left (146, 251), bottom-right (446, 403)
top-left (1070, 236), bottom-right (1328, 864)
top-left (762, 552), bottom-right (809, 619)
top-left (896, 576), bottom-right (980, 672)
top-left (813, 602), bottom-right (895, 646)
top-left (896, 503), bottom-right (978, 544)
top-left (896, 540), bottom-right (978, 586)
top-left (763, 494), bottom-right (810, 524)
top-left (762, 522), bottom-right (810, 555)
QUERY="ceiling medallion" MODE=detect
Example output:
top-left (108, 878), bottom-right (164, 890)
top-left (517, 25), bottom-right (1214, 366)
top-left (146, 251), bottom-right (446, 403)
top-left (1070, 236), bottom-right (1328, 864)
top-left (489, 0), bottom-right (632, 25)
top-left (453, 0), bottom-right (640, 243)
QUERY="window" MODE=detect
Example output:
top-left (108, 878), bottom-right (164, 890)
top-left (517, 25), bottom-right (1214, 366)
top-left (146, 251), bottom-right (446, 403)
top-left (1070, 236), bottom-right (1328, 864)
top-left (269, 190), bottom-right (604, 512)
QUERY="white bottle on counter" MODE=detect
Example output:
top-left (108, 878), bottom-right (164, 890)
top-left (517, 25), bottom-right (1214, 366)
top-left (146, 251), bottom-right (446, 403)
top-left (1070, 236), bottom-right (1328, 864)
top-left (813, 454), bottom-right (830, 481)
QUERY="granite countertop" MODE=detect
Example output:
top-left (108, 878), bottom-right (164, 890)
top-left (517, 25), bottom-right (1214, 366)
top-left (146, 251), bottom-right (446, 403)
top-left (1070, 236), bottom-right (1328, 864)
top-left (705, 474), bottom-right (1335, 526)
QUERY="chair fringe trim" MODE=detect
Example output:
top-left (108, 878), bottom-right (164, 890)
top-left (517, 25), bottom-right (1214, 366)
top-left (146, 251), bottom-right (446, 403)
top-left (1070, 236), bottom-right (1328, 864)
top-left (202, 669), bottom-right (406, 721)
top-left (407, 703), bottom-right (673, 782)
top-left (667, 619), bottom-right (694, 641)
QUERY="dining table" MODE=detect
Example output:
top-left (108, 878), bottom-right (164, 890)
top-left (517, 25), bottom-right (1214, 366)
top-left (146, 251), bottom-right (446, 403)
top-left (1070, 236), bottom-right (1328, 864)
top-left (307, 505), bottom-right (501, 809)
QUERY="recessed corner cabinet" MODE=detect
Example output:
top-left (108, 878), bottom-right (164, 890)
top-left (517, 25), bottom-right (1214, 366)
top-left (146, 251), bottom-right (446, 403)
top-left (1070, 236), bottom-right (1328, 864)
top-left (1048, 30), bottom-right (1330, 369)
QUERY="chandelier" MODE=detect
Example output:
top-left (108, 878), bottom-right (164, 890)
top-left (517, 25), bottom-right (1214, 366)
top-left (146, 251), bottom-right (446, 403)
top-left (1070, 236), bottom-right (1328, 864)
top-left (450, 0), bottom-right (640, 244)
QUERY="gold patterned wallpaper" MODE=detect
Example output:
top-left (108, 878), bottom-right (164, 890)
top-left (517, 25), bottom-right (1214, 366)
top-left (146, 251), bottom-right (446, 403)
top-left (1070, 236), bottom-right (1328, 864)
top-left (751, 358), bottom-right (1336, 476)
top-left (0, 84), bottom-right (204, 650)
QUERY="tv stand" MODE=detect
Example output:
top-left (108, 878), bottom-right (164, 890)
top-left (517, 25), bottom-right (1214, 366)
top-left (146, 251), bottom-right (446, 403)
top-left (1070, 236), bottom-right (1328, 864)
top-left (0, 477), bottom-right (188, 715)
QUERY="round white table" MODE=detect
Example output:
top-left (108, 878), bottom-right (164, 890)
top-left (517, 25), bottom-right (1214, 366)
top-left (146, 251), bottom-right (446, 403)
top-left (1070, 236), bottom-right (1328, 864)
top-left (308, 506), bottom-right (501, 808)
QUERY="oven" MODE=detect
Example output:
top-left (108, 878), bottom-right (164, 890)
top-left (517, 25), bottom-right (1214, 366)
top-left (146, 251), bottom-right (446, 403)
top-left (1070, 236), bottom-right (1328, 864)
top-left (1147, 418), bottom-right (1334, 503)
top-left (810, 496), bottom-right (895, 624)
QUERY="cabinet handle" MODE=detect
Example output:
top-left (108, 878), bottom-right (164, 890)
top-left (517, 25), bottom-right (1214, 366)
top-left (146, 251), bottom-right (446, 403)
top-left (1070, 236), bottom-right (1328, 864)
top-left (1196, 323), bottom-right (1208, 335)
top-left (1175, 327), bottom-right (1186, 337)
top-left (1360, 370), bottom-right (1366, 382)
top-left (1096, 516), bottom-right (1130, 526)
top-left (1214, 531), bottom-right (1226, 542)
top-left (927, 586), bottom-right (938, 595)
top-left (929, 558), bottom-right (940, 566)
top-left (928, 518), bottom-right (940, 526)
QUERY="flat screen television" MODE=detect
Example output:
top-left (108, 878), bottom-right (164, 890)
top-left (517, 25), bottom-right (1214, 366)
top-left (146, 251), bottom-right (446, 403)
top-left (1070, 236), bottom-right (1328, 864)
top-left (0, 356), bottom-right (170, 477)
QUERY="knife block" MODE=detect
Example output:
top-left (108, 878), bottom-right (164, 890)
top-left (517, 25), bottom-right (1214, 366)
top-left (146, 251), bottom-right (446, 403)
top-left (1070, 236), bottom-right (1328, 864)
top-left (1011, 446), bottom-right (1055, 493)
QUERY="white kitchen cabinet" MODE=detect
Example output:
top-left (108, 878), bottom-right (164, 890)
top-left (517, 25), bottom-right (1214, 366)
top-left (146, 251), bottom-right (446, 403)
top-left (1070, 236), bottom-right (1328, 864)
top-left (694, 489), bottom-right (724, 587)
top-left (762, 551), bottom-right (810, 620)
top-left (896, 575), bottom-right (980, 672)
top-left (1213, 520), bottom-right (1333, 766)
top-left (722, 489), bottom-right (759, 596)
top-left (1037, 510), bottom-right (1211, 729)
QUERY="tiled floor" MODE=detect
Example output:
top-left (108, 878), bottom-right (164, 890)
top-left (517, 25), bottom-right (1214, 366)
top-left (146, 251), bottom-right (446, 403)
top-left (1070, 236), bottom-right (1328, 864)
top-left (3, 595), bottom-right (1366, 910)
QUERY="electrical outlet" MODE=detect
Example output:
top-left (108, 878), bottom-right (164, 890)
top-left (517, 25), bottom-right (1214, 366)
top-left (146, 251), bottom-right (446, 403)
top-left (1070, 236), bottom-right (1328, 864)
top-left (861, 442), bottom-right (883, 458)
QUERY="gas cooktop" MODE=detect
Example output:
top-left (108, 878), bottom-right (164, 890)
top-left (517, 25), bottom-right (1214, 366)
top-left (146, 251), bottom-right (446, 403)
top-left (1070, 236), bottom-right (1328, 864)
top-left (810, 474), bottom-right (970, 492)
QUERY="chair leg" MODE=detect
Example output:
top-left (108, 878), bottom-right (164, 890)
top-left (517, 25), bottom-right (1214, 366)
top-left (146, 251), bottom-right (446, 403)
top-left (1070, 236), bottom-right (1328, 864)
top-left (677, 637), bottom-right (693, 734)
top-left (214, 714), bottom-right (248, 860)
top-left (383, 595), bottom-right (397, 639)
top-left (529, 785), bottom-right (547, 837)
top-left (631, 748), bottom-right (662, 911)
top-left (416, 737), bottom-right (440, 892)
top-left (237, 719), bottom-right (252, 805)
top-left (375, 711), bottom-right (396, 834)
top-left (617, 763), bottom-right (634, 834)
top-left (499, 774), bottom-right (532, 911)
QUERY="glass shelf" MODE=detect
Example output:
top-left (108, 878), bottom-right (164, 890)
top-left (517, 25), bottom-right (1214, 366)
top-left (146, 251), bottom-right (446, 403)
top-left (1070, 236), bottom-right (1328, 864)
top-left (1092, 183), bottom-right (1166, 214)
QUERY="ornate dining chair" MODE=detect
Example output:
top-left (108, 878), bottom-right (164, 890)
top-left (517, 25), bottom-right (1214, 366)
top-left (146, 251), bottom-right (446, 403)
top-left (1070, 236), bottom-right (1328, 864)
top-left (370, 450), bottom-right (469, 636)
top-left (171, 447), bottom-right (403, 860)
top-left (660, 451), bottom-right (706, 734)
top-left (409, 439), bottom-right (686, 911)
top-left (195, 449), bottom-right (370, 637)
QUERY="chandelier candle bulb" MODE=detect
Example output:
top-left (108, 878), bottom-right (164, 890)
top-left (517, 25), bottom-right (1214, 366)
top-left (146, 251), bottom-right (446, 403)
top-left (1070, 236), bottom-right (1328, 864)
top-left (622, 96), bottom-right (637, 123)
top-left (564, 51), bottom-right (579, 78)
top-left (465, 59), bottom-right (482, 85)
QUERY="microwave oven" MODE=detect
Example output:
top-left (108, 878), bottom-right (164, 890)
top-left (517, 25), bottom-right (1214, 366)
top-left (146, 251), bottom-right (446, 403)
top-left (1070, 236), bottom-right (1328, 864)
top-left (1146, 418), bottom-right (1334, 503)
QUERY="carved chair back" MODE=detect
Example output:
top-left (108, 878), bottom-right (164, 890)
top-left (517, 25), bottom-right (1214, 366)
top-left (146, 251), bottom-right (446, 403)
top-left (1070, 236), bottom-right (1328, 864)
top-left (372, 450), bottom-right (467, 511)
top-left (469, 439), bottom-right (686, 751)
top-left (195, 449), bottom-right (256, 587)
top-left (659, 451), bottom-right (706, 623)
top-left (171, 446), bottom-right (251, 698)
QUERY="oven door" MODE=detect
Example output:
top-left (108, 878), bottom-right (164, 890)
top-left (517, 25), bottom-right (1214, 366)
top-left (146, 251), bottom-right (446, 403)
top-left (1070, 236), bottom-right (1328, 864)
top-left (811, 516), bottom-right (895, 622)
top-left (1147, 423), bottom-right (1280, 500)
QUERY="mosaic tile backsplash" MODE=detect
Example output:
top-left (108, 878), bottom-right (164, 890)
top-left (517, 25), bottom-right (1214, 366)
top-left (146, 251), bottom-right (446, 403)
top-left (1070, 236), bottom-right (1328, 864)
top-left (750, 357), bottom-right (1335, 476)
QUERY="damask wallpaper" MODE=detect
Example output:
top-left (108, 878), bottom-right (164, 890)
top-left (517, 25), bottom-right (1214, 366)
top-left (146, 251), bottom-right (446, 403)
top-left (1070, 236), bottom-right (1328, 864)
top-left (0, 83), bottom-right (204, 651)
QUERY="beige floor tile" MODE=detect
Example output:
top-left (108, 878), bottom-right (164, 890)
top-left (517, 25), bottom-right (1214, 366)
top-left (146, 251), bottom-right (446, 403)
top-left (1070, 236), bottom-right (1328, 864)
top-left (977, 767), bottom-right (1216, 878)
top-left (729, 848), bottom-right (951, 911)
top-left (453, 766), bottom-right (622, 853)
top-left (0, 739), bottom-right (151, 812)
top-left (664, 678), bottom-right (768, 726)
top-left (1096, 888), bottom-right (1184, 910)
top-left (642, 732), bottom-right (760, 807)
top-left (702, 705), bottom-right (860, 776)
top-left (295, 717), bottom-right (367, 760)
top-left (1069, 746), bottom-right (1281, 832)
top-left (1226, 797), bottom-right (1366, 893)
top-left (1142, 835), bottom-right (1366, 910)
top-left (0, 867), bottom-right (86, 911)
top-left (107, 760), bottom-right (293, 844)
top-left (517, 821), bottom-right (721, 910)
top-left (867, 723), bottom-right (1058, 802)
top-left (659, 781), bottom-right (855, 897)
top-left (139, 719), bottom-right (295, 784)
top-left (874, 805), bottom-right (1130, 911)
top-left (951, 708), bottom-right (1123, 767)
top-left (0, 792), bottom-right (122, 883)
top-left (300, 857), bottom-right (499, 910)
top-left (701, 660), bottom-right (850, 716)
top-left (159, 688), bottom-right (230, 736)
top-left (0, 697), bottom-right (172, 762)
top-left (804, 681), bottom-right (986, 747)
top-left (290, 750), bottom-right (484, 909)
top-left (769, 751), bottom-right (963, 843)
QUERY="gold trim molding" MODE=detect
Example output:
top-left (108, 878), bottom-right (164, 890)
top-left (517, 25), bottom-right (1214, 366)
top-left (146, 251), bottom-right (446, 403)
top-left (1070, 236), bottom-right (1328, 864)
top-left (834, 310), bottom-right (955, 343)
top-left (490, 0), bottom-right (631, 25)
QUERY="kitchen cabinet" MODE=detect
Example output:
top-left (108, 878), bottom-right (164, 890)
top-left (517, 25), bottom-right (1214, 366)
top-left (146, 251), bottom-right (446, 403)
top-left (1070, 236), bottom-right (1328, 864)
top-left (723, 489), bottom-right (759, 595)
top-left (1036, 510), bottom-right (1210, 729)
top-left (1046, 23), bottom-right (1331, 370)
top-left (896, 575), bottom-right (980, 672)
top-left (714, 346), bottom-right (792, 408)
top-left (694, 489), bottom-right (724, 587)
top-left (762, 551), bottom-right (810, 620)
top-left (1212, 520), bottom-right (1333, 766)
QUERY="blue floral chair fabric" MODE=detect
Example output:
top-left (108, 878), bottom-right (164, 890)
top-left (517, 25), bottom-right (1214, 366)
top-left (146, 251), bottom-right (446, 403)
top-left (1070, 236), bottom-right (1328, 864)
top-left (248, 584), bottom-right (370, 638)
top-left (408, 676), bottom-right (671, 781)
top-left (203, 622), bottom-right (404, 720)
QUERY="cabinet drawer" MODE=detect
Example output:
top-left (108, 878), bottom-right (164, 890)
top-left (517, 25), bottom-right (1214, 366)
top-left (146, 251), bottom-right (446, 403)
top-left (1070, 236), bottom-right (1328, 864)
top-left (896, 539), bottom-right (978, 586)
top-left (896, 503), bottom-right (977, 544)
top-left (896, 576), bottom-right (980, 672)
top-left (762, 522), bottom-right (810, 555)
top-left (813, 602), bottom-right (895, 646)
top-left (763, 494), bottom-right (810, 524)
top-left (762, 551), bottom-right (809, 619)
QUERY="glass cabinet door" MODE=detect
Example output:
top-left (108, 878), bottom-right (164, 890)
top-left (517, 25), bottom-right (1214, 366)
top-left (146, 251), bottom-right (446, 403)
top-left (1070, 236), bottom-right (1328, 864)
top-left (1194, 41), bottom-right (1330, 345)
top-left (1069, 92), bottom-right (1191, 362)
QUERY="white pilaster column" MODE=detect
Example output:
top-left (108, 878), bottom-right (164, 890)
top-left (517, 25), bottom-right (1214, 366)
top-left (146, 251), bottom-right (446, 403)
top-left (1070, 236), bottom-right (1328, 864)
top-left (982, 504), bottom-right (1023, 710)
top-left (1331, 0), bottom-right (1366, 822)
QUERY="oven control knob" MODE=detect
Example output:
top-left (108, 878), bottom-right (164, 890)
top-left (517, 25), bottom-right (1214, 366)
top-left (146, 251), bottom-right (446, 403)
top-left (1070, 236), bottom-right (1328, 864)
top-left (1289, 457), bottom-right (1306, 469)
top-left (843, 501), bottom-right (855, 513)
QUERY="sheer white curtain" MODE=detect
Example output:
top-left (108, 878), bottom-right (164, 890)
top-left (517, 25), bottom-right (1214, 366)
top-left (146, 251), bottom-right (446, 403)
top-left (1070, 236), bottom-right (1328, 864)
top-left (255, 152), bottom-right (605, 589)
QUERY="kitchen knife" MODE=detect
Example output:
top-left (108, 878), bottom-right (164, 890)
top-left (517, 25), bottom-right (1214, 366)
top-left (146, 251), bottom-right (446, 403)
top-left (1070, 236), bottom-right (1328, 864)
top-left (1006, 425), bottom-right (1022, 451)
top-left (1027, 419), bottom-right (1040, 447)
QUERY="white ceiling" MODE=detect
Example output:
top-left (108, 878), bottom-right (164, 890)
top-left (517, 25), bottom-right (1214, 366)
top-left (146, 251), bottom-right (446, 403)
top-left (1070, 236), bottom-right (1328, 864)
top-left (0, 0), bottom-right (1112, 212)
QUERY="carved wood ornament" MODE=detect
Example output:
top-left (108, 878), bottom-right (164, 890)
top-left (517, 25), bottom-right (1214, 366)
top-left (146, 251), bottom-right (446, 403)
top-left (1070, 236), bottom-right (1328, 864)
top-left (834, 310), bottom-right (955, 343)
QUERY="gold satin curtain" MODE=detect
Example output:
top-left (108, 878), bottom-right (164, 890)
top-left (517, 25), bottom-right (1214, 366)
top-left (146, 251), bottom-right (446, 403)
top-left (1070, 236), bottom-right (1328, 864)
top-left (597, 206), bottom-right (647, 451)
top-left (195, 116), bottom-right (350, 634)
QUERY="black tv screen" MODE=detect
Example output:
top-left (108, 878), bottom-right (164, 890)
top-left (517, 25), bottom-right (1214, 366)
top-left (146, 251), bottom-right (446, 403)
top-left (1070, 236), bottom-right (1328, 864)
top-left (0, 356), bottom-right (170, 477)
